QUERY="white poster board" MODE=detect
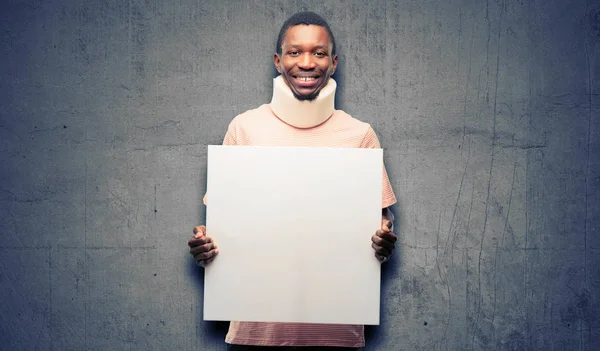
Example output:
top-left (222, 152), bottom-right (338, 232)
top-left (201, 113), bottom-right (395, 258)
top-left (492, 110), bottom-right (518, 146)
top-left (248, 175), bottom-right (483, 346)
top-left (203, 145), bottom-right (383, 325)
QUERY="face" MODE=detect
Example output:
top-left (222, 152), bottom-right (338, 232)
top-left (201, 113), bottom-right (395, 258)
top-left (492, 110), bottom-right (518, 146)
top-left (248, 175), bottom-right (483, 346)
top-left (274, 25), bottom-right (338, 101)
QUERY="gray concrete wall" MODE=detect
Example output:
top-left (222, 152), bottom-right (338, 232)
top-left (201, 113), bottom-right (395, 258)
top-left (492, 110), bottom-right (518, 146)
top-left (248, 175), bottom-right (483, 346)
top-left (1, 0), bottom-right (598, 350)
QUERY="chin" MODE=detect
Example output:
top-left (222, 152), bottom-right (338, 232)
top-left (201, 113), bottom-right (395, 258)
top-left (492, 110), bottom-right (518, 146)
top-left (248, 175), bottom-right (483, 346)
top-left (293, 91), bottom-right (320, 101)
top-left (292, 86), bottom-right (325, 101)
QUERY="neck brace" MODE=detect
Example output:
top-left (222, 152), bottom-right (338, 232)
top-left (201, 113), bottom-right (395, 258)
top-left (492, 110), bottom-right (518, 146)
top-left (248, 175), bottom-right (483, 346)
top-left (270, 75), bottom-right (336, 128)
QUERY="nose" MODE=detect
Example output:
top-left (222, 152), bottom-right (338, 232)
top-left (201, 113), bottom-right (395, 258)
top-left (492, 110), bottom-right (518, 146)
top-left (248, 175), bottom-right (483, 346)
top-left (297, 53), bottom-right (316, 70)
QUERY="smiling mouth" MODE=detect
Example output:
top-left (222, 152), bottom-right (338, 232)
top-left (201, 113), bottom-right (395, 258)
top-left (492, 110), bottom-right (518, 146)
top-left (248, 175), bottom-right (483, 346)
top-left (293, 75), bottom-right (321, 89)
top-left (295, 76), bottom-right (317, 82)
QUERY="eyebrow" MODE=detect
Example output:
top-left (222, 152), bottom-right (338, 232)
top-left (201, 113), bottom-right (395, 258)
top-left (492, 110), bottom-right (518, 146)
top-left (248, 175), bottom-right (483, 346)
top-left (286, 44), bottom-right (330, 51)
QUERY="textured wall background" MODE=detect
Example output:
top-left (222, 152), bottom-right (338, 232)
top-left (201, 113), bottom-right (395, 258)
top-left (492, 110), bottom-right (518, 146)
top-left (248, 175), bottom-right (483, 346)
top-left (1, 0), bottom-right (598, 350)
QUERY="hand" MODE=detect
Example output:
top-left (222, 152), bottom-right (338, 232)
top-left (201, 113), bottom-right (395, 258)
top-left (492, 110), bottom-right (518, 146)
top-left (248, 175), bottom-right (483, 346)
top-left (188, 225), bottom-right (219, 267)
top-left (371, 219), bottom-right (396, 263)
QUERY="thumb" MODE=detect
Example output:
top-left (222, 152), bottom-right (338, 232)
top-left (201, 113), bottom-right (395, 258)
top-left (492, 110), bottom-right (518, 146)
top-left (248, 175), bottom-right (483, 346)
top-left (193, 225), bottom-right (206, 238)
top-left (382, 220), bottom-right (392, 232)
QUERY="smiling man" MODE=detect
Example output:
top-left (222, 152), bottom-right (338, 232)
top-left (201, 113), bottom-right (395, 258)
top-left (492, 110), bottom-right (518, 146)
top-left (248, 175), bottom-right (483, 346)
top-left (188, 11), bottom-right (397, 350)
top-left (274, 20), bottom-right (337, 101)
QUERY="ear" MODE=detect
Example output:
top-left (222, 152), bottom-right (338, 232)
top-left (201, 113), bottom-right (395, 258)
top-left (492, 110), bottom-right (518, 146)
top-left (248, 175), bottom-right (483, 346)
top-left (273, 53), bottom-right (282, 73)
top-left (331, 54), bottom-right (339, 75)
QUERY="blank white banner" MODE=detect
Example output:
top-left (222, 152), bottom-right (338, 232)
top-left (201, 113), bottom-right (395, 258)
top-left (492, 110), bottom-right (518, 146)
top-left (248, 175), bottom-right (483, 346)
top-left (203, 145), bottom-right (383, 325)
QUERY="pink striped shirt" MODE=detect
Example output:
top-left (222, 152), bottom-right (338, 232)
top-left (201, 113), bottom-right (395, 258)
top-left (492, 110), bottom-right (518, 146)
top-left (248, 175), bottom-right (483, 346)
top-left (215, 104), bottom-right (396, 347)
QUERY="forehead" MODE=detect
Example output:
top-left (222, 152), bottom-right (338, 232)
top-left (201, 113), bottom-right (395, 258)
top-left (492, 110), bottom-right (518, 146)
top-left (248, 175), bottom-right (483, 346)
top-left (281, 25), bottom-right (332, 49)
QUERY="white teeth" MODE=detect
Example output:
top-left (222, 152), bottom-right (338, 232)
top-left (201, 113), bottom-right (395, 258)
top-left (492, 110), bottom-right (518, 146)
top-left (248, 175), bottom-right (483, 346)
top-left (297, 77), bottom-right (316, 81)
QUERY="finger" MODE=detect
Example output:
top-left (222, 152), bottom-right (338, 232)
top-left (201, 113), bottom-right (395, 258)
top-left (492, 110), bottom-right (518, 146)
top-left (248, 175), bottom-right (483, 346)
top-left (371, 242), bottom-right (391, 258)
top-left (193, 225), bottom-right (206, 237)
top-left (188, 237), bottom-right (201, 247)
top-left (194, 249), bottom-right (216, 261)
top-left (202, 250), bottom-right (219, 265)
top-left (188, 238), bottom-right (208, 248)
top-left (190, 242), bottom-right (217, 257)
top-left (372, 233), bottom-right (395, 250)
top-left (188, 236), bottom-right (213, 247)
top-left (376, 230), bottom-right (397, 243)
top-left (189, 242), bottom-right (214, 257)
top-left (195, 243), bottom-right (218, 260)
top-left (381, 220), bottom-right (392, 232)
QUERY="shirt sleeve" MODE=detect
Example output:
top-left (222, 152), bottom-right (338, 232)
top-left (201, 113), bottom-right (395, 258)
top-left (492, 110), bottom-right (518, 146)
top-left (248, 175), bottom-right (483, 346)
top-left (222, 123), bottom-right (237, 146)
top-left (203, 123), bottom-right (238, 205)
top-left (360, 126), bottom-right (397, 209)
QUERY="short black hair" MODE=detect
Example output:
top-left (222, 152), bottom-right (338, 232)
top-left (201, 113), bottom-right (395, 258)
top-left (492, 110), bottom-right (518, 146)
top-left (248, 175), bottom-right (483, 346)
top-left (275, 11), bottom-right (336, 56)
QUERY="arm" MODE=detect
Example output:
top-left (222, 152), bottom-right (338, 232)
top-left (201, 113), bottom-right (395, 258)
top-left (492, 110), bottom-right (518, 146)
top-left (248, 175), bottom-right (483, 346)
top-left (189, 124), bottom-right (236, 267)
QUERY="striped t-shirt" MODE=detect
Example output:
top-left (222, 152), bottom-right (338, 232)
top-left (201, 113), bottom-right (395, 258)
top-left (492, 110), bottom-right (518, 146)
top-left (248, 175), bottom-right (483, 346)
top-left (216, 104), bottom-right (396, 347)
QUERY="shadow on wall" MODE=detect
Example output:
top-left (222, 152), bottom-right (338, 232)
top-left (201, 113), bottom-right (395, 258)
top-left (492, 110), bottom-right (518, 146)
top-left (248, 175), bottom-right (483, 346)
top-left (188, 260), bottom-right (230, 345)
top-left (365, 203), bottom-right (402, 350)
top-left (189, 163), bottom-right (230, 346)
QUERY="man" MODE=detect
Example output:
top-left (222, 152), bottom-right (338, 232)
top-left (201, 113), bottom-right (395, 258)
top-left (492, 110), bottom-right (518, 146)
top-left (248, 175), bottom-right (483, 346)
top-left (188, 11), bottom-right (397, 350)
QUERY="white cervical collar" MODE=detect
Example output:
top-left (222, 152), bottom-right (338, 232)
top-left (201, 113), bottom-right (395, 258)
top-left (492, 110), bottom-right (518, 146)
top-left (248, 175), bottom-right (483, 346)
top-left (270, 75), bottom-right (336, 128)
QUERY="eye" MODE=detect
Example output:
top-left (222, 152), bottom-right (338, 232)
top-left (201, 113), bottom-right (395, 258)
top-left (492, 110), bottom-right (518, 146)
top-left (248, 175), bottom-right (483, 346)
top-left (288, 51), bottom-right (299, 56)
top-left (314, 52), bottom-right (326, 57)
